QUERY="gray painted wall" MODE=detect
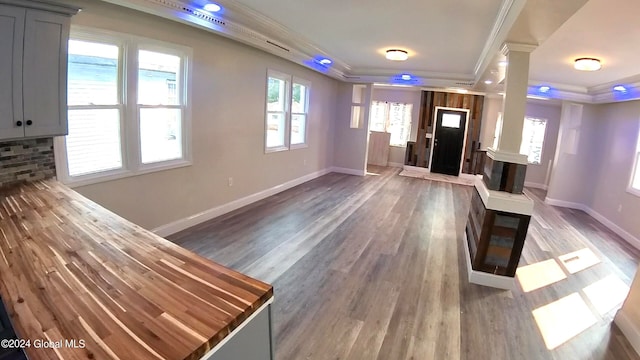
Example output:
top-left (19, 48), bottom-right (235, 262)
top-left (64, 0), bottom-right (339, 230)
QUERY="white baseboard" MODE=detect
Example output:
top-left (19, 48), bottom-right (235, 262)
top-left (524, 181), bottom-right (548, 190)
top-left (153, 168), bottom-right (332, 237)
top-left (403, 165), bottom-right (430, 174)
top-left (544, 197), bottom-right (640, 251)
top-left (387, 162), bottom-right (404, 168)
top-left (330, 167), bottom-right (366, 176)
top-left (615, 310), bottom-right (640, 356)
top-left (584, 207), bottom-right (640, 251)
top-left (544, 197), bottom-right (588, 211)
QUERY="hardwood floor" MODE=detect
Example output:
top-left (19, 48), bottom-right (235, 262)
top-left (169, 166), bottom-right (640, 360)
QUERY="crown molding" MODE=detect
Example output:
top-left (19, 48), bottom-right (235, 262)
top-left (0, 0), bottom-right (80, 15)
top-left (473, 0), bottom-right (528, 79)
top-left (500, 42), bottom-right (537, 55)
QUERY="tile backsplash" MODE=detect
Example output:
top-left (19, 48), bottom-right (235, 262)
top-left (0, 138), bottom-right (56, 188)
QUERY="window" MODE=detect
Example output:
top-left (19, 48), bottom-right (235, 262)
top-left (56, 29), bottom-right (191, 185)
top-left (629, 129), bottom-right (640, 196)
top-left (369, 101), bottom-right (413, 147)
top-left (520, 117), bottom-right (547, 165)
top-left (265, 70), bottom-right (310, 152)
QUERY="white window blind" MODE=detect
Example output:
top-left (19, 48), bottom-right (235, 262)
top-left (370, 101), bottom-right (413, 146)
top-left (520, 117), bottom-right (547, 165)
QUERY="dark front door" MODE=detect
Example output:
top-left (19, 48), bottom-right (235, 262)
top-left (431, 108), bottom-right (467, 176)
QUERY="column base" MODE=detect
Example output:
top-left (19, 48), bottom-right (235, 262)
top-left (463, 231), bottom-right (514, 290)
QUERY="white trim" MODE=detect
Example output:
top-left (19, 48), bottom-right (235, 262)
top-left (544, 197), bottom-right (588, 211)
top-left (463, 232), bottom-right (514, 290)
top-left (486, 147), bottom-right (529, 165)
top-left (403, 165), bottom-right (430, 174)
top-left (524, 181), bottom-right (548, 190)
top-left (153, 168), bottom-right (332, 237)
top-left (431, 107), bottom-right (470, 176)
top-left (201, 297), bottom-right (275, 358)
top-left (615, 310), bottom-right (640, 357)
top-left (331, 167), bottom-right (366, 177)
top-left (387, 162), bottom-right (404, 168)
top-left (544, 197), bottom-right (640, 251)
top-left (475, 177), bottom-right (534, 215)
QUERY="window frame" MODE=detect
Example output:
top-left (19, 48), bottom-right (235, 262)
top-left (290, 77), bottom-right (311, 149)
top-left (369, 100), bottom-right (413, 148)
top-left (264, 69), bottom-right (310, 153)
top-left (627, 129), bottom-right (640, 197)
top-left (520, 116), bottom-right (548, 165)
top-left (54, 26), bottom-right (192, 187)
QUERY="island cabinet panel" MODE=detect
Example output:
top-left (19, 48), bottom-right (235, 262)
top-left (0, 180), bottom-right (274, 360)
top-left (465, 187), bottom-right (531, 277)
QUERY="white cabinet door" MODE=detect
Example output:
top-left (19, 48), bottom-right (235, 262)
top-left (22, 10), bottom-right (70, 138)
top-left (0, 5), bottom-right (25, 140)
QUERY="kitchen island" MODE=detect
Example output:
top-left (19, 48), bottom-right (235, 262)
top-left (0, 180), bottom-right (274, 360)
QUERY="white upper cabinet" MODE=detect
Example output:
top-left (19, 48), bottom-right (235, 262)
top-left (0, 1), bottom-right (78, 141)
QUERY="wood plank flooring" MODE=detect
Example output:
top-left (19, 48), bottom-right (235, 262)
top-left (169, 166), bottom-right (640, 360)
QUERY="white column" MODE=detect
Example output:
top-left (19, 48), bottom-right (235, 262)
top-left (491, 43), bottom-right (536, 161)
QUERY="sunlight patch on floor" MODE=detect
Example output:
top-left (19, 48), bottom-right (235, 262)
top-left (516, 259), bottom-right (567, 293)
top-left (532, 293), bottom-right (598, 350)
top-left (558, 248), bottom-right (601, 274)
top-left (583, 275), bottom-right (630, 315)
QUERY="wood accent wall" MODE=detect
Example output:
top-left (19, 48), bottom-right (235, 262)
top-left (414, 91), bottom-right (484, 173)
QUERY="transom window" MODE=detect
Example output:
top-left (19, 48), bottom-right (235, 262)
top-left (370, 101), bottom-right (413, 147)
top-left (265, 69), bottom-right (310, 152)
top-left (56, 29), bottom-right (192, 186)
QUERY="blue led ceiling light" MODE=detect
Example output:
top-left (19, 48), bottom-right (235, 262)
top-left (401, 74), bottom-right (412, 80)
top-left (204, 3), bottom-right (222, 12)
top-left (318, 58), bottom-right (332, 65)
top-left (613, 85), bottom-right (627, 93)
top-left (539, 86), bottom-right (550, 93)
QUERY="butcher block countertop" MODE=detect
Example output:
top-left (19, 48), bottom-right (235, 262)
top-left (0, 180), bottom-right (273, 360)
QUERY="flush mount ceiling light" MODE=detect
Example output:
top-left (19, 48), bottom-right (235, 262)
top-left (203, 3), bottom-right (221, 12)
top-left (386, 49), bottom-right (409, 61)
top-left (484, 80), bottom-right (493, 85)
top-left (574, 58), bottom-right (601, 71)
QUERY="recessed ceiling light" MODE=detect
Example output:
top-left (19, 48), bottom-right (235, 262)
top-left (386, 49), bottom-right (409, 61)
top-left (318, 58), bottom-right (332, 65)
top-left (401, 74), bottom-right (412, 80)
top-left (613, 85), bottom-right (627, 92)
top-left (484, 80), bottom-right (493, 85)
top-left (539, 86), bottom-right (550, 93)
top-left (204, 3), bottom-right (221, 12)
top-left (574, 58), bottom-right (601, 71)
top-left (498, 61), bottom-right (508, 67)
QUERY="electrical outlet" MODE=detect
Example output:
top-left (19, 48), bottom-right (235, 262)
top-left (228, 177), bottom-right (233, 187)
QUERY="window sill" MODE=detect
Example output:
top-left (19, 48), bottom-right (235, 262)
top-left (290, 143), bottom-right (309, 150)
top-left (61, 160), bottom-right (192, 188)
top-left (627, 187), bottom-right (640, 198)
top-left (390, 145), bottom-right (407, 148)
top-left (265, 146), bottom-right (289, 154)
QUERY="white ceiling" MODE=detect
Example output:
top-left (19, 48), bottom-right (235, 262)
top-left (106, 0), bottom-right (640, 102)
top-left (228, 0), bottom-right (503, 78)
top-left (529, 0), bottom-right (640, 90)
